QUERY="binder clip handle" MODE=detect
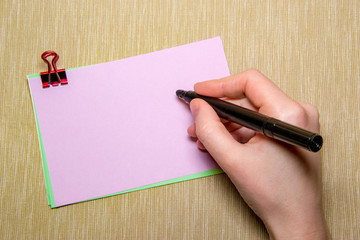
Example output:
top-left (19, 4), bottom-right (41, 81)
top-left (40, 50), bottom-right (67, 88)
top-left (42, 51), bottom-right (60, 73)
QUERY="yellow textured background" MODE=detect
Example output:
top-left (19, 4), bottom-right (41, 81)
top-left (1, 0), bottom-right (359, 239)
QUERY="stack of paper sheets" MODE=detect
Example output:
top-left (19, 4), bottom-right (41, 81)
top-left (27, 37), bottom-right (229, 208)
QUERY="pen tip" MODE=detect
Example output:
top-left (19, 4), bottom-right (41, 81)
top-left (176, 90), bottom-right (184, 97)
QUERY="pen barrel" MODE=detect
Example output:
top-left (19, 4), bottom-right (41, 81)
top-left (183, 91), bottom-right (322, 152)
top-left (263, 118), bottom-right (323, 152)
top-left (186, 92), bottom-right (269, 130)
top-left (202, 96), bottom-right (268, 130)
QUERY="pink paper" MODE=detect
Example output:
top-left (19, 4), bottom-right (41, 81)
top-left (28, 37), bottom-right (230, 207)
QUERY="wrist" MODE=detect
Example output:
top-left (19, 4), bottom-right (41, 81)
top-left (262, 206), bottom-right (330, 240)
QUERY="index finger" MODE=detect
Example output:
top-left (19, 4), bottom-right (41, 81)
top-left (194, 69), bottom-right (293, 110)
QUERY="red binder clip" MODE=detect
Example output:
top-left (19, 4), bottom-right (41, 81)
top-left (40, 51), bottom-right (68, 88)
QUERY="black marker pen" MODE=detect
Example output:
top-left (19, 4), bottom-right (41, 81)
top-left (176, 90), bottom-right (323, 152)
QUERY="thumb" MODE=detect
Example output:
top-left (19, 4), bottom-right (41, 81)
top-left (190, 98), bottom-right (240, 165)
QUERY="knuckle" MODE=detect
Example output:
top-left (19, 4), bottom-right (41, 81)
top-left (243, 68), bottom-right (263, 79)
top-left (306, 103), bottom-right (320, 121)
top-left (276, 102), bottom-right (320, 131)
top-left (195, 121), bottom-right (217, 141)
top-left (243, 69), bottom-right (268, 86)
top-left (277, 104), bottom-right (309, 127)
top-left (245, 68), bottom-right (261, 75)
top-left (299, 102), bottom-right (320, 121)
top-left (300, 102), bottom-right (321, 131)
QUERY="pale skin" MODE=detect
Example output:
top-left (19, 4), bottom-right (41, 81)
top-left (187, 69), bottom-right (331, 239)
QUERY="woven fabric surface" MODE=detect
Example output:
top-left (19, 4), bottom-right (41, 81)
top-left (1, 0), bottom-right (359, 239)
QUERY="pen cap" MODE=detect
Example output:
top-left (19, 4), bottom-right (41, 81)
top-left (263, 118), bottom-right (323, 152)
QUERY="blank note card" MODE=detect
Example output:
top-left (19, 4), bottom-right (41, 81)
top-left (27, 37), bottom-right (230, 208)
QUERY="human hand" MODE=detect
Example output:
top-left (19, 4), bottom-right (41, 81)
top-left (187, 69), bottom-right (330, 239)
